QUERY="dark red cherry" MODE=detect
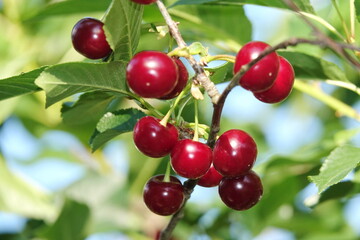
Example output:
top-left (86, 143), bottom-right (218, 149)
top-left (253, 56), bottom-right (295, 103)
top-left (133, 116), bottom-right (178, 158)
top-left (197, 164), bottom-right (223, 188)
top-left (71, 18), bottom-right (112, 59)
top-left (143, 175), bottom-right (184, 216)
top-left (218, 171), bottom-right (263, 211)
top-left (234, 41), bottom-right (279, 92)
top-left (161, 57), bottom-right (189, 100)
top-left (171, 139), bottom-right (212, 179)
top-left (130, 0), bottom-right (156, 4)
top-left (213, 129), bottom-right (257, 177)
top-left (126, 51), bottom-right (179, 98)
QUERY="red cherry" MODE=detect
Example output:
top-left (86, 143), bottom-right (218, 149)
top-left (161, 57), bottom-right (189, 100)
top-left (218, 171), bottom-right (263, 211)
top-left (133, 116), bottom-right (178, 158)
top-left (234, 41), bottom-right (279, 92)
top-left (126, 51), bottom-right (179, 98)
top-left (213, 129), bottom-right (257, 177)
top-left (253, 56), bottom-right (295, 103)
top-left (71, 18), bottom-right (112, 59)
top-left (130, 0), bottom-right (156, 4)
top-left (197, 164), bottom-right (223, 188)
top-left (143, 175), bottom-right (184, 216)
top-left (171, 139), bottom-right (212, 179)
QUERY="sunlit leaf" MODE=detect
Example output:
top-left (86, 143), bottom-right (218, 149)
top-left (90, 108), bottom-right (146, 151)
top-left (309, 145), bottom-right (360, 193)
top-left (0, 67), bottom-right (46, 101)
top-left (35, 61), bottom-right (127, 107)
top-left (104, 0), bottom-right (144, 61)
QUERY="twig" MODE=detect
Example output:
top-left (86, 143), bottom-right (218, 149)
top-left (156, 0), bottom-right (221, 104)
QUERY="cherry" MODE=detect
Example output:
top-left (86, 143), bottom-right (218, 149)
top-left (253, 56), bottom-right (295, 103)
top-left (133, 116), bottom-right (178, 158)
top-left (143, 175), bottom-right (184, 216)
top-left (218, 171), bottom-right (263, 211)
top-left (197, 164), bottom-right (223, 188)
top-left (161, 57), bottom-right (189, 100)
top-left (171, 139), bottom-right (212, 179)
top-left (234, 41), bottom-right (279, 92)
top-left (130, 0), bottom-right (156, 4)
top-left (213, 129), bottom-right (257, 177)
top-left (71, 18), bottom-right (112, 59)
top-left (126, 51), bottom-right (179, 98)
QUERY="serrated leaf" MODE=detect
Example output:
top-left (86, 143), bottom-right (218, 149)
top-left (27, 0), bottom-right (111, 21)
top-left (309, 145), bottom-right (360, 193)
top-left (61, 91), bottom-right (116, 125)
top-left (104, 0), bottom-right (144, 61)
top-left (206, 62), bottom-right (233, 84)
top-left (90, 108), bottom-right (146, 151)
top-left (35, 61), bottom-right (127, 107)
top-left (0, 67), bottom-right (46, 101)
top-left (0, 157), bottom-right (57, 221)
top-left (278, 51), bottom-right (348, 81)
top-left (172, 0), bottom-right (315, 14)
top-left (40, 199), bottom-right (90, 240)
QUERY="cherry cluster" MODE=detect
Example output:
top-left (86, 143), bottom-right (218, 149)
top-left (69, 10), bottom-right (295, 218)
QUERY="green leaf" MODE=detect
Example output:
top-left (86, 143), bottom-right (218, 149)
top-left (40, 199), bottom-right (90, 240)
top-left (0, 67), bottom-right (46, 101)
top-left (206, 62), bottom-right (233, 84)
top-left (0, 157), bottom-right (57, 221)
top-left (309, 145), bottom-right (360, 193)
top-left (355, 0), bottom-right (360, 22)
top-left (90, 108), bottom-right (146, 151)
top-left (27, 0), bottom-right (111, 21)
top-left (104, 0), bottom-right (144, 61)
top-left (61, 91), bottom-right (116, 125)
top-left (172, 0), bottom-right (315, 14)
top-left (35, 61), bottom-right (127, 107)
top-left (279, 51), bottom-right (348, 81)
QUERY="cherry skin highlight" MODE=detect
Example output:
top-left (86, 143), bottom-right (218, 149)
top-left (71, 18), bottom-right (112, 59)
top-left (130, 0), bottom-right (156, 4)
top-left (161, 57), bottom-right (189, 100)
top-left (234, 41), bottom-right (279, 92)
top-left (133, 116), bottom-right (178, 158)
top-left (253, 56), bottom-right (295, 103)
top-left (171, 139), bottom-right (212, 179)
top-left (218, 171), bottom-right (263, 211)
top-left (126, 51), bottom-right (179, 98)
top-left (197, 164), bottom-right (223, 188)
top-left (143, 175), bottom-right (184, 216)
top-left (213, 129), bottom-right (257, 177)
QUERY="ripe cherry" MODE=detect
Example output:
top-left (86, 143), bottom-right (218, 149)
top-left (197, 164), bottom-right (223, 188)
top-left (171, 139), bottom-right (212, 179)
top-left (253, 56), bottom-right (295, 103)
top-left (133, 116), bottom-right (178, 158)
top-left (213, 129), bottom-right (257, 177)
top-left (218, 171), bottom-right (263, 211)
top-left (143, 175), bottom-right (184, 216)
top-left (71, 18), bottom-right (112, 59)
top-left (130, 0), bottom-right (156, 4)
top-left (126, 51), bottom-right (179, 98)
top-left (234, 41), bottom-right (279, 92)
top-left (161, 57), bottom-right (189, 100)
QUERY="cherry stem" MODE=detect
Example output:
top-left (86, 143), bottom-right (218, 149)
top-left (203, 54), bottom-right (236, 64)
top-left (163, 160), bottom-right (171, 183)
top-left (160, 84), bottom-right (191, 126)
top-left (193, 99), bottom-right (199, 141)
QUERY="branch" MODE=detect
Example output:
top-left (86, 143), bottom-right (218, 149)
top-left (156, 0), bottom-right (221, 104)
